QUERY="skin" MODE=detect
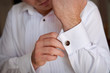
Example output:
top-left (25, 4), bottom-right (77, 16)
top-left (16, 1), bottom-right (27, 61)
top-left (52, 0), bottom-right (87, 31)
top-left (22, 0), bottom-right (87, 70)
top-left (23, 0), bottom-right (53, 16)
top-left (31, 32), bottom-right (65, 69)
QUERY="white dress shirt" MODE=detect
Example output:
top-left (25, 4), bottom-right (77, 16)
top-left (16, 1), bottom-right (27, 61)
top-left (0, 1), bottom-right (110, 73)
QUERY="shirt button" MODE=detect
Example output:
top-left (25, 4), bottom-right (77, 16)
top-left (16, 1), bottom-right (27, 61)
top-left (65, 41), bottom-right (70, 46)
top-left (43, 19), bottom-right (45, 21)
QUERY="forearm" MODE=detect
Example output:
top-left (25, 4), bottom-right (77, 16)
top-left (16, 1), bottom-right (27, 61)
top-left (0, 53), bottom-right (35, 73)
top-left (57, 23), bottom-right (110, 73)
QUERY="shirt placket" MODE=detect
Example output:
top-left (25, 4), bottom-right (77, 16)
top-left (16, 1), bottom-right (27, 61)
top-left (39, 17), bottom-right (47, 36)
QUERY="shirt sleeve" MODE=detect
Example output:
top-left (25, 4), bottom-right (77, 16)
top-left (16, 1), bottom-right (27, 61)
top-left (57, 1), bottom-right (110, 73)
top-left (0, 6), bottom-right (35, 73)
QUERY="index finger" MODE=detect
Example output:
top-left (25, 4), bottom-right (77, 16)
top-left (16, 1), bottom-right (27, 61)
top-left (39, 32), bottom-right (59, 40)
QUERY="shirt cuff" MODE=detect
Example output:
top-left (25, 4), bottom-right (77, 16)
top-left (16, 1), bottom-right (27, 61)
top-left (57, 21), bottom-right (91, 56)
top-left (18, 52), bottom-right (35, 73)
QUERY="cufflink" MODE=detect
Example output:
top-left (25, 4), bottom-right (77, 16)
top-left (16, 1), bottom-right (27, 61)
top-left (65, 41), bottom-right (70, 46)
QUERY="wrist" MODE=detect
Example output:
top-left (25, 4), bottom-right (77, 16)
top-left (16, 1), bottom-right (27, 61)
top-left (31, 53), bottom-right (39, 70)
top-left (62, 16), bottom-right (81, 31)
top-left (31, 61), bottom-right (39, 70)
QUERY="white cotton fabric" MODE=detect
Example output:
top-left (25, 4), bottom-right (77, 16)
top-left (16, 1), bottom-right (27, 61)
top-left (0, 1), bottom-right (110, 73)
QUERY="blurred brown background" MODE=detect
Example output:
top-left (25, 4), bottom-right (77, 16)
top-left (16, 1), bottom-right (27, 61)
top-left (0, 0), bottom-right (110, 47)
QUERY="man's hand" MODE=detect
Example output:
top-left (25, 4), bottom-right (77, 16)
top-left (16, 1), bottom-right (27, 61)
top-left (52, 0), bottom-right (87, 31)
top-left (31, 32), bottom-right (65, 70)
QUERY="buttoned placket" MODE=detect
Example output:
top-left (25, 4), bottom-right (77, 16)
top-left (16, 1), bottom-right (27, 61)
top-left (39, 17), bottom-right (46, 35)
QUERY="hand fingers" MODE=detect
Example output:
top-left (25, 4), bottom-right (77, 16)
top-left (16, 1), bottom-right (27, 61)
top-left (42, 38), bottom-right (65, 50)
top-left (42, 47), bottom-right (64, 57)
top-left (80, 0), bottom-right (87, 10)
top-left (39, 32), bottom-right (59, 40)
top-left (42, 55), bottom-right (57, 61)
top-left (32, 55), bottom-right (57, 67)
